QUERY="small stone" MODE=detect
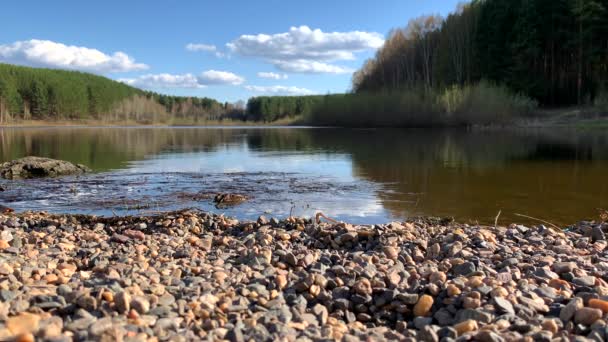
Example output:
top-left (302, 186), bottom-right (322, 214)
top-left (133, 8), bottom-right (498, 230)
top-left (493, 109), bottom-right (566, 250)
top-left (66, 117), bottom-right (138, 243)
top-left (574, 307), bottom-right (602, 325)
top-left (383, 246), bottom-right (399, 260)
top-left (257, 215), bottom-right (269, 225)
top-left (454, 320), bottom-right (478, 335)
top-left (414, 295), bottom-right (434, 317)
top-left (561, 297), bottom-right (583, 322)
top-left (353, 278), bottom-right (372, 296)
top-left (0, 231), bottom-right (13, 242)
top-left (312, 304), bottom-right (328, 325)
top-left (447, 284), bottom-right (461, 297)
top-left (7, 313), bottom-right (40, 335)
top-left (0, 240), bottom-right (9, 250)
top-left (124, 229), bottom-right (145, 241)
top-left (115, 291), bottom-right (131, 313)
top-left (414, 316), bottom-right (433, 330)
top-left (131, 296), bottom-right (150, 314)
top-left (417, 325), bottom-right (439, 342)
top-left (573, 276), bottom-right (596, 287)
top-left (276, 274), bottom-right (288, 290)
top-left (111, 233), bottom-right (130, 244)
top-left (591, 226), bottom-right (606, 241)
top-left (0, 263), bottom-right (13, 275)
top-left (542, 319), bottom-right (559, 334)
top-left (89, 317), bottom-right (113, 336)
top-left (493, 297), bottom-right (514, 315)
top-left (453, 262), bottom-right (476, 276)
top-left (463, 297), bottom-right (480, 309)
top-left (429, 271), bottom-right (447, 284)
top-left (15, 333), bottom-right (35, 342)
top-left (491, 287), bottom-right (508, 298)
top-left (589, 299), bottom-right (608, 314)
top-left (553, 262), bottom-right (577, 274)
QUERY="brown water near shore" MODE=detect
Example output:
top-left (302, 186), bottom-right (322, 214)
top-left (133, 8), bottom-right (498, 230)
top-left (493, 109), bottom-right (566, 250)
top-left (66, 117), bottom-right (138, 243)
top-left (0, 126), bottom-right (607, 224)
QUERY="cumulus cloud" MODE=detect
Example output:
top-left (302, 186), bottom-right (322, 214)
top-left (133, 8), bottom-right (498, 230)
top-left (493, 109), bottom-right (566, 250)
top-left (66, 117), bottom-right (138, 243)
top-left (185, 43), bottom-right (226, 58)
top-left (273, 60), bottom-right (353, 74)
top-left (185, 43), bottom-right (217, 52)
top-left (227, 26), bottom-right (383, 74)
top-left (0, 39), bottom-right (148, 73)
top-left (198, 70), bottom-right (244, 85)
top-left (245, 85), bottom-right (316, 96)
top-left (119, 70), bottom-right (244, 89)
top-left (118, 73), bottom-right (203, 89)
top-left (257, 72), bottom-right (288, 80)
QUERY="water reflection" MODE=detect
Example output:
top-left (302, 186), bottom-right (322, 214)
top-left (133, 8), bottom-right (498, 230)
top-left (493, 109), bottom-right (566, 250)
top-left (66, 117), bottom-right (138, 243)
top-left (0, 127), bottom-right (606, 224)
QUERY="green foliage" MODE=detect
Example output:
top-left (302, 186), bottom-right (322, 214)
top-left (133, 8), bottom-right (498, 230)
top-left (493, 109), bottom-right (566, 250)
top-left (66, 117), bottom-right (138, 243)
top-left (439, 81), bottom-right (538, 124)
top-left (306, 83), bottom-right (537, 127)
top-left (595, 90), bottom-right (608, 114)
top-left (0, 63), bottom-right (236, 123)
top-left (352, 0), bottom-right (608, 107)
top-left (246, 96), bottom-right (325, 122)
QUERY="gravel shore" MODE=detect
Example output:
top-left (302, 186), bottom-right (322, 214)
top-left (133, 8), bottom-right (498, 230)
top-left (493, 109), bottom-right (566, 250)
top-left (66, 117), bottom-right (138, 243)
top-left (0, 210), bottom-right (607, 341)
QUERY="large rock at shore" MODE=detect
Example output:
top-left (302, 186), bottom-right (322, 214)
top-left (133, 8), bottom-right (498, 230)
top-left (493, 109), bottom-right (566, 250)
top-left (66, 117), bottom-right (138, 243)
top-left (0, 156), bottom-right (90, 179)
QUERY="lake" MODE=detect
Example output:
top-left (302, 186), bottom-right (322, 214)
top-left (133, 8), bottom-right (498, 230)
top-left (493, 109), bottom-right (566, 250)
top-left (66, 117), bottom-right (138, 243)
top-left (0, 126), bottom-right (607, 225)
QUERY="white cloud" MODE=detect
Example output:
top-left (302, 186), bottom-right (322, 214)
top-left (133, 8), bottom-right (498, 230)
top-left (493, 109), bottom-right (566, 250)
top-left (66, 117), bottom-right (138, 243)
top-left (198, 70), bottom-right (244, 85)
top-left (245, 85), bottom-right (316, 96)
top-left (227, 25), bottom-right (383, 74)
top-left (0, 39), bottom-right (148, 73)
top-left (186, 43), bottom-right (226, 58)
top-left (118, 69), bottom-right (245, 89)
top-left (118, 73), bottom-right (203, 89)
top-left (186, 43), bottom-right (217, 52)
top-left (273, 60), bottom-right (353, 74)
top-left (257, 72), bottom-right (288, 80)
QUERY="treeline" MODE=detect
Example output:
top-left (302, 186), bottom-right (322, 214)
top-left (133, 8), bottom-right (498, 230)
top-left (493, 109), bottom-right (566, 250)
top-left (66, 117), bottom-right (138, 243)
top-left (245, 96), bottom-right (325, 122)
top-left (0, 63), bottom-right (243, 124)
top-left (353, 0), bottom-right (608, 106)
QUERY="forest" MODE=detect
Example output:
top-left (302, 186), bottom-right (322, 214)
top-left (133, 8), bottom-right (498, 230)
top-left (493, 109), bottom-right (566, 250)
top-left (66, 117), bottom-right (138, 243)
top-left (353, 0), bottom-right (608, 107)
top-left (248, 0), bottom-right (608, 126)
top-left (0, 63), bottom-right (243, 124)
top-left (245, 96), bottom-right (326, 122)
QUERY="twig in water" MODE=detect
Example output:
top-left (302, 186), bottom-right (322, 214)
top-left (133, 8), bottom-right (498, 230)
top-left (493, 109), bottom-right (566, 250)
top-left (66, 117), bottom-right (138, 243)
top-left (494, 210), bottom-right (502, 228)
top-left (514, 213), bottom-right (561, 230)
top-left (289, 201), bottom-right (295, 219)
top-left (316, 212), bottom-right (339, 224)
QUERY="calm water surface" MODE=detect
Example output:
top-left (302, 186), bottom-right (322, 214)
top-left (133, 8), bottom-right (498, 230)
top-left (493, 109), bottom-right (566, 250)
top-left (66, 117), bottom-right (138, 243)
top-left (0, 126), bottom-right (607, 225)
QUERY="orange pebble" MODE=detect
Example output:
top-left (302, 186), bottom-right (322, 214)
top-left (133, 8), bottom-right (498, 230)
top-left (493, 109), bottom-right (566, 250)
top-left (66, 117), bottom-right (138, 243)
top-left (549, 278), bottom-right (571, 290)
top-left (589, 298), bottom-right (608, 314)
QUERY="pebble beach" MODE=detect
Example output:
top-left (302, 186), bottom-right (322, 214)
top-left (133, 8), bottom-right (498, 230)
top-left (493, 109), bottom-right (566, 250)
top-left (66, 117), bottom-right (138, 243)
top-left (0, 210), bottom-right (607, 341)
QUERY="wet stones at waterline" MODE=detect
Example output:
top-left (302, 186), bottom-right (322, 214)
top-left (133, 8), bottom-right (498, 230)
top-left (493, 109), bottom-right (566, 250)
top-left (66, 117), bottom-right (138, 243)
top-left (0, 210), bottom-right (607, 341)
top-left (213, 193), bottom-right (249, 208)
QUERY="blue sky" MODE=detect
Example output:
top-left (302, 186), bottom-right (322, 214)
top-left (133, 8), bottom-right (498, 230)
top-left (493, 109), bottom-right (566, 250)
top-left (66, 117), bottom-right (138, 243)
top-left (0, 1), bottom-right (461, 102)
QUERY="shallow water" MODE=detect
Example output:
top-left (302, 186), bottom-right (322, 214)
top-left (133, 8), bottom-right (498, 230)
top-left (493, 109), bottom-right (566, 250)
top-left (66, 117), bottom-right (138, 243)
top-left (0, 126), bottom-right (607, 224)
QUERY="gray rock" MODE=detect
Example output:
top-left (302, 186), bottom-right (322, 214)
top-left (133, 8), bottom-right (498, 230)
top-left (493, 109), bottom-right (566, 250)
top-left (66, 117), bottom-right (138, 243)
top-left (417, 325), bottom-right (439, 342)
top-left (131, 296), bottom-right (150, 314)
top-left (573, 276), bottom-right (596, 287)
top-left (0, 156), bottom-right (90, 179)
top-left (455, 309), bottom-right (493, 324)
top-left (414, 316), bottom-right (433, 330)
top-left (115, 291), bottom-right (131, 313)
top-left (494, 297), bottom-right (515, 315)
top-left (89, 317), bottom-right (113, 336)
top-left (453, 262), bottom-right (476, 276)
top-left (591, 226), bottom-right (606, 241)
top-left (561, 297), bottom-right (584, 322)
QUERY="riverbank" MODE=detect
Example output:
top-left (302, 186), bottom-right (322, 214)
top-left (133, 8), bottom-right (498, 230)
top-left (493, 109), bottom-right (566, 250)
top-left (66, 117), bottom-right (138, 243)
top-left (0, 117), bottom-right (301, 128)
top-left (3, 109), bottom-right (606, 129)
top-left (0, 210), bottom-right (606, 341)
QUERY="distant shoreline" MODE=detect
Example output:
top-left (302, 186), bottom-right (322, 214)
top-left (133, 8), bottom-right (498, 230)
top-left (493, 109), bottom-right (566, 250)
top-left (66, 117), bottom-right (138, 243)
top-left (1, 107), bottom-right (607, 129)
